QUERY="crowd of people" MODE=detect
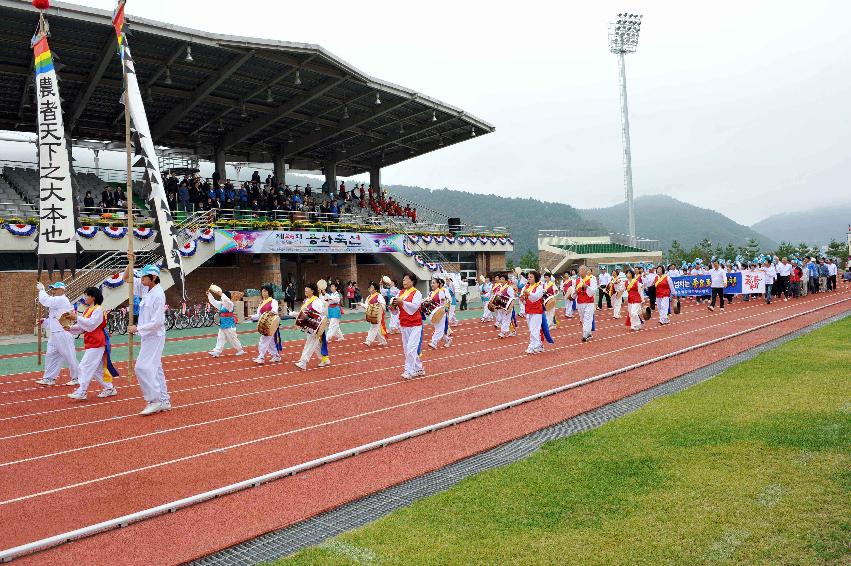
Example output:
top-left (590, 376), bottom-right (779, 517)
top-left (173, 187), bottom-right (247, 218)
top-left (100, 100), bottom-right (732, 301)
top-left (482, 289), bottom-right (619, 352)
top-left (160, 171), bottom-right (418, 223)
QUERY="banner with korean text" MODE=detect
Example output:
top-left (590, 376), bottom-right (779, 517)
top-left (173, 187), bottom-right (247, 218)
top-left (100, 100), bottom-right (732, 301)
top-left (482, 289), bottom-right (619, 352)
top-left (215, 230), bottom-right (405, 254)
top-left (33, 33), bottom-right (76, 277)
top-left (672, 271), bottom-right (765, 296)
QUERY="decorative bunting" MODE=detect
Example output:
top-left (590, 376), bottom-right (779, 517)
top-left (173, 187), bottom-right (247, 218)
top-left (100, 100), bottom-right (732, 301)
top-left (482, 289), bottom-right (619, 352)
top-left (198, 228), bottom-right (215, 243)
top-left (103, 273), bottom-right (125, 288)
top-left (102, 226), bottom-right (128, 239)
top-left (133, 226), bottom-right (154, 239)
top-left (76, 225), bottom-right (98, 238)
top-left (179, 238), bottom-right (198, 257)
top-left (6, 223), bottom-right (37, 237)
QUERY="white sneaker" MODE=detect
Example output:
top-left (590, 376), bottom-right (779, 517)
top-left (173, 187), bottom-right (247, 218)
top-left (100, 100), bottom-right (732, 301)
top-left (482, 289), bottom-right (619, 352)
top-left (35, 378), bottom-right (57, 386)
top-left (401, 372), bottom-right (412, 380)
top-left (444, 337), bottom-right (452, 347)
top-left (67, 391), bottom-right (87, 400)
top-left (234, 350), bottom-right (246, 356)
top-left (525, 349), bottom-right (535, 355)
top-left (160, 400), bottom-right (172, 411)
top-left (508, 332), bottom-right (516, 337)
top-left (428, 343), bottom-right (438, 350)
top-left (497, 333), bottom-right (506, 339)
top-left (271, 356), bottom-right (282, 363)
top-left (413, 370), bottom-right (426, 377)
top-left (97, 387), bottom-right (117, 398)
top-left (363, 341), bottom-right (371, 346)
top-left (318, 359), bottom-right (331, 368)
top-left (294, 361), bottom-right (307, 370)
top-left (253, 357), bottom-right (265, 365)
top-left (139, 402), bottom-right (162, 416)
top-left (65, 378), bottom-right (79, 386)
top-left (208, 351), bottom-right (220, 357)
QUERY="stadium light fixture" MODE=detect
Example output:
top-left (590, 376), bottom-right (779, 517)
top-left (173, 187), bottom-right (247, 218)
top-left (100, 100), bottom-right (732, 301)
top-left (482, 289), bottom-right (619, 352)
top-left (240, 102), bottom-right (247, 118)
top-left (185, 44), bottom-right (194, 63)
top-left (266, 88), bottom-right (273, 103)
top-left (432, 110), bottom-right (437, 122)
top-left (164, 67), bottom-right (173, 85)
top-left (471, 126), bottom-right (476, 138)
top-left (294, 69), bottom-right (302, 85)
top-left (608, 12), bottom-right (643, 247)
top-left (399, 122), bottom-right (405, 134)
top-left (375, 92), bottom-right (382, 105)
top-left (342, 104), bottom-right (350, 120)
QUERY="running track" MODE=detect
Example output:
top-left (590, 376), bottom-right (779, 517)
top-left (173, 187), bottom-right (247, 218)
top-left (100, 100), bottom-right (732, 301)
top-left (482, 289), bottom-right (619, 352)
top-left (1, 285), bottom-right (849, 564)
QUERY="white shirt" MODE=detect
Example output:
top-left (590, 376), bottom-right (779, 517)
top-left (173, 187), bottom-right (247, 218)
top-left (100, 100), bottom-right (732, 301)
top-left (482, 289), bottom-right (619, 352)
top-left (763, 265), bottom-right (776, 284)
top-left (207, 292), bottom-right (234, 313)
top-left (828, 263), bottom-right (837, 276)
top-left (777, 263), bottom-right (793, 277)
top-left (137, 284), bottom-right (166, 338)
top-left (527, 281), bottom-right (545, 302)
top-left (578, 275), bottom-right (598, 298)
top-left (598, 272), bottom-right (612, 287)
top-left (642, 272), bottom-right (657, 287)
top-left (324, 291), bottom-right (342, 307)
top-left (399, 288), bottom-right (423, 315)
top-left (38, 289), bottom-right (73, 333)
top-left (133, 277), bottom-right (150, 299)
top-left (252, 298), bottom-right (279, 321)
top-left (69, 305), bottom-right (104, 337)
top-left (709, 267), bottom-right (727, 288)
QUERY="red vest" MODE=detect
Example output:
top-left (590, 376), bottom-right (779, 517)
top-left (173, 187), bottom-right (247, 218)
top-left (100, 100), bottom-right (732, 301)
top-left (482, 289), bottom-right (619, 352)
top-left (524, 282), bottom-right (543, 314)
top-left (397, 288), bottom-right (422, 328)
top-left (655, 274), bottom-right (671, 298)
top-left (81, 306), bottom-right (107, 349)
top-left (626, 279), bottom-right (642, 304)
top-left (576, 277), bottom-right (595, 304)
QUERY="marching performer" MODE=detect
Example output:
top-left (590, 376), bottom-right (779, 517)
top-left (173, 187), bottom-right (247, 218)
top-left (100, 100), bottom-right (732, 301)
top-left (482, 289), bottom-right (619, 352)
top-left (611, 268), bottom-right (626, 319)
top-left (382, 276), bottom-right (401, 334)
top-left (497, 273), bottom-right (517, 338)
top-left (363, 282), bottom-right (388, 347)
top-left (575, 265), bottom-right (598, 342)
top-left (127, 264), bottom-right (171, 415)
top-left (542, 270), bottom-right (558, 329)
top-left (654, 265), bottom-right (675, 325)
top-left (479, 275), bottom-right (493, 322)
top-left (490, 275), bottom-right (503, 328)
top-left (514, 268), bottom-right (527, 318)
top-left (390, 272), bottom-right (424, 380)
top-left (250, 283), bottom-right (282, 364)
top-left (427, 278), bottom-right (452, 349)
top-left (447, 281), bottom-right (458, 326)
top-left (35, 281), bottom-right (80, 386)
top-left (207, 286), bottom-right (246, 357)
top-left (66, 286), bottom-right (118, 400)
top-left (522, 271), bottom-right (554, 354)
top-left (295, 281), bottom-right (331, 370)
top-left (625, 269), bottom-right (645, 331)
top-left (324, 281), bottom-right (345, 341)
top-left (563, 269), bottom-right (577, 319)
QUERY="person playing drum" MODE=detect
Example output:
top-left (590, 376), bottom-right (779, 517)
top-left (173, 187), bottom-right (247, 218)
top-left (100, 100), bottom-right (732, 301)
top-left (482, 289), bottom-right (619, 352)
top-left (522, 271), bottom-right (554, 354)
top-left (479, 275), bottom-right (493, 323)
top-left (65, 286), bottom-right (119, 401)
top-left (563, 269), bottom-right (578, 319)
top-left (611, 268), bottom-right (626, 319)
top-left (542, 270), bottom-right (558, 329)
top-left (207, 286), bottom-right (246, 357)
top-left (426, 277), bottom-right (451, 349)
top-left (250, 283), bottom-right (281, 364)
top-left (295, 281), bottom-right (331, 370)
top-left (390, 272), bottom-right (424, 380)
top-left (324, 281), bottom-right (345, 342)
top-left (625, 269), bottom-right (645, 332)
top-left (497, 273), bottom-right (516, 338)
top-left (381, 276), bottom-right (400, 334)
top-left (363, 281), bottom-right (388, 347)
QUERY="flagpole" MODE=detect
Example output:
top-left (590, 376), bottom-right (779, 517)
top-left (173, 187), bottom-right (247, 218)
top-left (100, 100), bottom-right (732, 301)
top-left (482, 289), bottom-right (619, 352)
top-left (35, 11), bottom-right (46, 368)
top-left (124, 67), bottom-right (135, 384)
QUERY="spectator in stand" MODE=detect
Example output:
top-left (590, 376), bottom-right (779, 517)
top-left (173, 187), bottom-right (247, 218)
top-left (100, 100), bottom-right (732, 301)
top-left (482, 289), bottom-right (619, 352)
top-left (189, 181), bottom-right (201, 211)
top-left (101, 186), bottom-right (113, 209)
top-left (251, 170), bottom-right (261, 184)
top-left (339, 181), bottom-right (347, 202)
top-left (211, 168), bottom-right (220, 186)
top-left (827, 259), bottom-right (837, 291)
top-left (83, 191), bottom-right (96, 213)
top-left (762, 259), bottom-right (776, 304)
top-left (250, 198), bottom-right (261, 211)
top-left (305, 184), bottom-right (312, 198)
top-left (238, 184), bottom-right (249, 209)
top-left (178, 182), bottom-right (190, 212)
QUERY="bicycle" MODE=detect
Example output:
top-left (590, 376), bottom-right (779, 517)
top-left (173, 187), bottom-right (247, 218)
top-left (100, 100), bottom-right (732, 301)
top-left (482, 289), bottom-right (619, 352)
top-left (164, 304), bottom-right (176, 331)
top-left (173, 302), bottom-right (191, 330)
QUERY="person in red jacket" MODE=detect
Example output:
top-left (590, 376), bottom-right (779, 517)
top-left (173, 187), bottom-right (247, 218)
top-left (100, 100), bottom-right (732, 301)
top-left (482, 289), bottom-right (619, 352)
top-left (390, 272), bottom-right (424, 380)
top-left (625, 269), bottom-right (645, 331)
top-left (654, 265), bottom-right (675, 325)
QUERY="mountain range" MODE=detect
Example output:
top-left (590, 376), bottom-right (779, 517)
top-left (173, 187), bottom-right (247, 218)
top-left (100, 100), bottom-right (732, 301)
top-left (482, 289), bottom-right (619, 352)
top-left (750, 204), bottom-right (851, 246)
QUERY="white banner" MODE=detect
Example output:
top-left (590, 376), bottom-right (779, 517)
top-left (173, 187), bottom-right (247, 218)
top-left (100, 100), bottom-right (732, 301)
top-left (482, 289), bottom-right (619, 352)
top-left (741, 269), bottom-right (766, 294)
top-left (33, 33), bottom-right (76, 276)
top-left (113, 2), bottom-right (183, 285)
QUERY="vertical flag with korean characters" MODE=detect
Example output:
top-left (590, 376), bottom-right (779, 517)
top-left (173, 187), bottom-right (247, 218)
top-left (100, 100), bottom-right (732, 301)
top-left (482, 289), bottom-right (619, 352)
top-left (112, 0), bottom-right (185, 292)
top-left (32, 26), bottom-right (77, 277)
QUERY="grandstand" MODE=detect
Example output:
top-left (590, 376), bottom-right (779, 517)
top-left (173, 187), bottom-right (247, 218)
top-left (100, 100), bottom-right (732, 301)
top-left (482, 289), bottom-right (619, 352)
top-left (538, 229), bottom-right (663, 273)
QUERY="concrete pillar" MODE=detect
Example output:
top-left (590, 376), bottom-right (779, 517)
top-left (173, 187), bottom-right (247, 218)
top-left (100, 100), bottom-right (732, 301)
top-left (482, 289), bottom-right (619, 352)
top-left (369, 165), bottom-right (381, 196)
top-left (324, 159), bottom-right (337, 197)
top-left (259, 254), bottom-right (282, 288)
top-left (214, 146), bottom-right (226, 181)
top-left (273, 153), bottom-right (285, 186)
top-left (335, 254), bottom-right (358, 285)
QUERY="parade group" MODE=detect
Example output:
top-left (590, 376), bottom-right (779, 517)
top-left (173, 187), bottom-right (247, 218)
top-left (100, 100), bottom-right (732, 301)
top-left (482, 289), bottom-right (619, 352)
top-left (32, 252), bottom-right (845, 416)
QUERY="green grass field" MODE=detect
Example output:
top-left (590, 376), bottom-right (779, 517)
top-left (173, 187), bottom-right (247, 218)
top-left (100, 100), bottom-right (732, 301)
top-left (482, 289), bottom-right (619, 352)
top-left (277, 316), bottom-right (851, 566)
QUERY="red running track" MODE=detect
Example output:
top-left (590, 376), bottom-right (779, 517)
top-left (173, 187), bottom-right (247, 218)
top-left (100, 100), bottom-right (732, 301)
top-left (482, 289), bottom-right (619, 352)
top-left (1, 285), bottom-right (849, 565)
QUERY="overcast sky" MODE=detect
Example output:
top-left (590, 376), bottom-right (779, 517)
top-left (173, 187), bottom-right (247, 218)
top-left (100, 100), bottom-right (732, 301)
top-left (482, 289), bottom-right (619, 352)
top-left (7, 0), bottom-right (851, 226)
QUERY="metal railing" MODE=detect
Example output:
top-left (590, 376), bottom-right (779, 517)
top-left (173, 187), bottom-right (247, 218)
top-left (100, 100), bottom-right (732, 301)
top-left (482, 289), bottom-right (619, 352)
top-left (0, 159), bottom-right (146, 185)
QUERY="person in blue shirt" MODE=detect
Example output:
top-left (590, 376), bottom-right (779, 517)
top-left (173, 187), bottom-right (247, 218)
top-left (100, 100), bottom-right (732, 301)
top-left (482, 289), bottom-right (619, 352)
top-left (238, 186), bottom-right (249, 208)
top-left (216, 185), bottom-right (225, 204)
top-left (207, 288), bottom-right (246, 357)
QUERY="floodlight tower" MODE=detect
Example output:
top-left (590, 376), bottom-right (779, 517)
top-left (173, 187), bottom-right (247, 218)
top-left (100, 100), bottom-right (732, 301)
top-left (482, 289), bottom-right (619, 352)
top-left (609, 13), bottom-right (643, 246)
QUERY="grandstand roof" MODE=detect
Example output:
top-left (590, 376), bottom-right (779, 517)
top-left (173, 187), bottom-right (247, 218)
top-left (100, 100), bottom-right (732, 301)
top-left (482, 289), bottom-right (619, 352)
top-left (0, 0), bottom-right (494, 177)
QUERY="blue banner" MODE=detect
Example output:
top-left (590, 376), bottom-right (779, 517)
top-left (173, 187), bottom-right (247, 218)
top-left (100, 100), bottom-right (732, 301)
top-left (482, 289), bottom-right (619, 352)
top-left (672, 272), bottom-right (744, 297)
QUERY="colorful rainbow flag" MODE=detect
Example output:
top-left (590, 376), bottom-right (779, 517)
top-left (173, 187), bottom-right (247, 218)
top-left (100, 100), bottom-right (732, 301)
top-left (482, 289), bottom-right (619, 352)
top-left (112, 0), bottom-right (126, 56)
top-left (32, 36), bottom-right (54, 75)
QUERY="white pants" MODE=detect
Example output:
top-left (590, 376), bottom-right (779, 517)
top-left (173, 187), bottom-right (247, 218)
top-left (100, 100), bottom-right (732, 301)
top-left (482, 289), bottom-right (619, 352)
top-left (299, 333), bottom-right (325, 364)
top-left (494, 309), bottom-right (502, 328)
top-left (365, 323), bottom-right (387, 346)
top-left (449, 304), bottom-right (457, 324)
top-left (545, 307), bottom-right (555, 328)
top-left (527, 313), bottom-right (542, 352)
top-left (564, 298), bottom-right (575, 318)
top-left (136, 334), bottom-right (169, 404)
top-left (481, 300), bottom-right (493, 321)
top-left (257, 334), bottom-right (278, 360)
top-left (212, 327), bottom-right (243, 354)
top-left (518, 301), bottom-right (525, 316)
top-left (500, 309), bottom-right (513, 334)
top-left (576, 303), bottom-right (595, 337)
top-left (327, 317), bottom-right (344, 341)
top-left (387, 310), bottom-right (400, 333)
top-left (400, 325), bottom-right (423, 375)
top-left (430, 317), bottom-right (448, 347)
top-left (658, 296), bottom-right (670, 324)
top-left (44, 330), bottom-right (78, 382)
top-left (73, 347), bottom-right (114, 395)
top-left (628, 303), bottom-right (643, 330)
top-left (613, 292), bottom-right (624, 318)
